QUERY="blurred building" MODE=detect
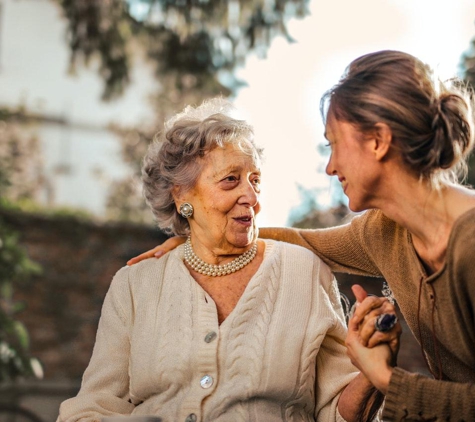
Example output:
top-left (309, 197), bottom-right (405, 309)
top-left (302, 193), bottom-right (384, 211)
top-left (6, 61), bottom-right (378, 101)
top-left (0, 0), bottom-right (157, 216)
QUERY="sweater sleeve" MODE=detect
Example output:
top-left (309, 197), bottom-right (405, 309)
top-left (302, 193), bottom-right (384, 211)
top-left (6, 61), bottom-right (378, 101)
top-left (58, 267), bottom-right (135, 421)
top-left (312, 260), bottom-right (363, 422)
top-left (383, 367), bottom-right (475, 420)
top-left (259, 211), bottom-right (383, 277)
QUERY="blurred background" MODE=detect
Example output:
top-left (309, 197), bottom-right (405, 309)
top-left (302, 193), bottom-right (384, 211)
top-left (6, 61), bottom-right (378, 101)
top-left (1, 0), bottom-right (475, 420)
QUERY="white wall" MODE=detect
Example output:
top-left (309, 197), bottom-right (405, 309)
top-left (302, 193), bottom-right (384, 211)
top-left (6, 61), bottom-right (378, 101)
top-left (0, 0), bottom-right (158, 216)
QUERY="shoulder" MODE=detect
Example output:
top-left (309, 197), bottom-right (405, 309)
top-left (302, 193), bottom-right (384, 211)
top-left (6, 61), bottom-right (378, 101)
top-left (451, 207), bottom-right (475, 240)
top-left (110, 248), bottom-right (181, 294)
top-left (352, 209), bottom-right (401, 237)
top-left (348, 210), bottom-right (408, 257)
top-left (265, 238), bottom-right (325, 265)
top-left (264, 239), bottom-right (333, 281)
top-left (449, 207), bottom-right (475, 271)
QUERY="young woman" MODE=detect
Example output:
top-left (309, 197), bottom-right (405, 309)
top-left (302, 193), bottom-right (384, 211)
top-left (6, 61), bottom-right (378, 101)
top-left (131, 50), bottom-right (475, 421)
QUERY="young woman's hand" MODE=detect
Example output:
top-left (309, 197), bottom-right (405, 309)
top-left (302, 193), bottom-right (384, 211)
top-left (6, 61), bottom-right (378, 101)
top-left (350, 284), bottom-right (401, 352)
top-left (345, 284), bottom-right (401, 394)
top-left (127, 236), bottom-right (186, 266)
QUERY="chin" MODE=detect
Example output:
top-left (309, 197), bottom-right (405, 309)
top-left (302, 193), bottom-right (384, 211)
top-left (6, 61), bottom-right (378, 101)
top-left (347, 200), bottom-right (365, 213)
top-left (232, 231), bottom-right (257, 248)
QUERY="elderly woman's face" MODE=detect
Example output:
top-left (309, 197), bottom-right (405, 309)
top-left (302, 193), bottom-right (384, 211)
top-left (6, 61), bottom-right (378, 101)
top-left (184, 141), bottom-right (261, 253)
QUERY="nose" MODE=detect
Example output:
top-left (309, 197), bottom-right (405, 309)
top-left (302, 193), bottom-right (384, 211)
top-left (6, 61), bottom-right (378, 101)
top-left (325, 155), bottom-right (336, 176)
top-left (238, 180), bottom-right (259, 207)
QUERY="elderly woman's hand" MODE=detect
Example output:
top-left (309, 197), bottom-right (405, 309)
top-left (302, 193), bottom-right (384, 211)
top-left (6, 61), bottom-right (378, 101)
top-left (350, 284), bottom-right (401, 354)
top-left (127, 236), bottom-right (186, 266)
top-left (345, 284), bottom-right (401, 394)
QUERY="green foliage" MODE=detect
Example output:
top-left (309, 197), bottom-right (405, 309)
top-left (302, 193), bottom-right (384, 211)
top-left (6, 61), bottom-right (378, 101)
top-left (288, 184), bottom-right (352, 229)
top-left (59, 0), bottom-right (310, 100)
top-left (0, 197), bottom-right (95, 222)
top-left (0, 215), bottom-right (42, 382)
top-left (0, 107), bottom-right (43, 382)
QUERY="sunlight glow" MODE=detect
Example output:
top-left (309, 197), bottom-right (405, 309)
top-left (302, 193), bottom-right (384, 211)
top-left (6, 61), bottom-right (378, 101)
top-left (234, 0), bottom-right (475, 226)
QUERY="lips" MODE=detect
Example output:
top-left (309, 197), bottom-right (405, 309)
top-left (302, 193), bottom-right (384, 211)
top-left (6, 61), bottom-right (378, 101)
top-left (234, 215), bottom-right (253, 226)
top-left (338, 177), bottom-right (347, 191)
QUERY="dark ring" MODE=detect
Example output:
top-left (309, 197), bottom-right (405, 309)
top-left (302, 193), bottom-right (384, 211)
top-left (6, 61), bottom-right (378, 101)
top-left (375, 313), bottom-right (398, 332)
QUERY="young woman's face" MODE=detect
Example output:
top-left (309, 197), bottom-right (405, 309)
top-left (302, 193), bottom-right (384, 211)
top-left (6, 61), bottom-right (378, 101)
top-left (183, 142), bottom-right (261, 255)
top-left (324, 114), bottom-right (381, 212)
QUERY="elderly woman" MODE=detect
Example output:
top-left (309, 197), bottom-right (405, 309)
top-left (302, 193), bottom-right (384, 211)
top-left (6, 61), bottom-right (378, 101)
top-left (58, 99), bottom-right (392, 421)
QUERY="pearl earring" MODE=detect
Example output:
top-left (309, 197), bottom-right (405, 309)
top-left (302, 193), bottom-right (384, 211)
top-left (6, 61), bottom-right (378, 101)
top-left (179, 203), bottom-right (194, 218)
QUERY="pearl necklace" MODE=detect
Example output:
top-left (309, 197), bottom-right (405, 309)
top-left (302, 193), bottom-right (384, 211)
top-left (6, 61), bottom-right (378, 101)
top-left (184, 236), bottom-right (258, 277)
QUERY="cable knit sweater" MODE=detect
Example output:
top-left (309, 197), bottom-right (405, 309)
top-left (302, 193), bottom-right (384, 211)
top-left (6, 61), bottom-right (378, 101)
top-left (58, 240), bottom-right (359, 422)
top-left (261, 208), bottom-right (475, 421)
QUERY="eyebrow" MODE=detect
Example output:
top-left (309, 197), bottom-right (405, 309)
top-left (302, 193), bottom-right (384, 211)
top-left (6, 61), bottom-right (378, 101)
top-left (214, 165), bottom-right (261, 179)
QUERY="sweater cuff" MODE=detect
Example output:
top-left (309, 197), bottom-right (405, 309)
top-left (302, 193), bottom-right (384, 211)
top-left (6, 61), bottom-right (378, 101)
top-left (382, 367), bottom-right (408, 420)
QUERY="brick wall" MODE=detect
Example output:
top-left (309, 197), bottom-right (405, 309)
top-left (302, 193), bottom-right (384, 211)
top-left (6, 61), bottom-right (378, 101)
top-left (1, 209), bottom-right (168, 381)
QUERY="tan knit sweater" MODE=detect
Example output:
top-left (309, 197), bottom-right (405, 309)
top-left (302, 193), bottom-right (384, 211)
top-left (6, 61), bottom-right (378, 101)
top-left (58, 240), bottom-right (358, 422)
top-left (262, 208), bottom-right (475, 421)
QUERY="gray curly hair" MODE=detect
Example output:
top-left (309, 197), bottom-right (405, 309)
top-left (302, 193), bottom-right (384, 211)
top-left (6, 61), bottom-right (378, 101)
top-left (142, 98), bottom-right (264, 236)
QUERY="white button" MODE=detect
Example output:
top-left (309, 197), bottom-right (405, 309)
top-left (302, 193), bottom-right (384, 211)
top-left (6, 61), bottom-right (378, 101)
top-left (200, 375), bottom-right (213, 389)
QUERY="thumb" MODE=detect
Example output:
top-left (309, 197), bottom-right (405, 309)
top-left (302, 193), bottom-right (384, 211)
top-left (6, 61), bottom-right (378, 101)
top-left (351, 284), bottom-right (368, 303)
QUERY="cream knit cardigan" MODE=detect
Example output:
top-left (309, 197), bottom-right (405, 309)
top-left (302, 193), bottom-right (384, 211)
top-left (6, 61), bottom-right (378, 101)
top-left (58, 240), bottom-right (358, 422)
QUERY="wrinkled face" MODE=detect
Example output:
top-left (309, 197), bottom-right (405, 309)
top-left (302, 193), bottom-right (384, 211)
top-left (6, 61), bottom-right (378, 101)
top-left (324, 114), bottom-right (380, 212)
top-left (182, 141), bottom-right (261, 254)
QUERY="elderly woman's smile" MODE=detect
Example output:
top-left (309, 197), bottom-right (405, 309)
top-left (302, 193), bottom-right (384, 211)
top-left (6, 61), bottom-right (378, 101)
top-left (182, 142), bottom-right (261, 263)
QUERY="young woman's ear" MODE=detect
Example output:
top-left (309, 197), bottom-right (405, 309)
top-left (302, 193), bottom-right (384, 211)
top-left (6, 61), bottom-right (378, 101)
top-left (372, 123), bottom-right (393, 161)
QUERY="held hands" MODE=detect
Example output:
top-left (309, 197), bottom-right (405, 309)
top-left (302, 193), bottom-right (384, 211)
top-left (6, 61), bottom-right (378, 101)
top-left (127, 236), bottom-right (186, 266)
top-left (345, 284), bottom-right (401, 395)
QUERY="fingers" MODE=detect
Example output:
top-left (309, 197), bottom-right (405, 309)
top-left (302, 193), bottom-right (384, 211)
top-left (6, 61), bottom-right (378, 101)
top-left (346, 314), bottom-right (398, 393)
top-left (351, 293), bottom-right (388, 326)
top-left (351, 284), bottom-right (368, 303)
top-left (366, 323), bottom-right (401, 350)
top-left (126, 236), bottom-right (187, 266)
top-left (156, 236), bottom-right (186, 256)
top-left (349, 284), bottom-right (401, 348)
top-left (127, 247), bottom-right (162, 266)
top-left (357, 302), bottom-right (396, 344)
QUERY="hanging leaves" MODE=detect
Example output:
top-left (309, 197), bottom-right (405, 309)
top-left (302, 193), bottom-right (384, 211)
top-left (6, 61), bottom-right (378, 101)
top-left (58, 0), bottom-right (310, 99)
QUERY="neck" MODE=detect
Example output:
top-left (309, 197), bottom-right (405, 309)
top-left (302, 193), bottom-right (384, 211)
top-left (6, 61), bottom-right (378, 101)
top-left (184, 236), bottom-right (258, 277)
top-left (371, 175), bottom-right (475, 272)
top-left (188, 227), bottom-right (258, 265)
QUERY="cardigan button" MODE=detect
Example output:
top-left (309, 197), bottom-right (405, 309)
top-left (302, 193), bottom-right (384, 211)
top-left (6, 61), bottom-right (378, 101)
top-left (204, 331), bottom-right (217, 343)
top-left (200, 375), bottom-right (213, 389)
top-left (185, 414), bottom-right (197, 422)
